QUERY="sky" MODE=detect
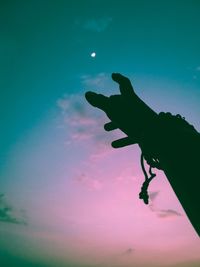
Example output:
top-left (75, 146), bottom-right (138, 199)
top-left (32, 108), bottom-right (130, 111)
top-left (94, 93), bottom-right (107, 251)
top-left (0, 0), bottom-right (200, 266)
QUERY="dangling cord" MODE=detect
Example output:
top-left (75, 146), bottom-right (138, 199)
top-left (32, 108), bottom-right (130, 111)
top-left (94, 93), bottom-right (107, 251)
top-left (139, 153), bottom-right (156, 204)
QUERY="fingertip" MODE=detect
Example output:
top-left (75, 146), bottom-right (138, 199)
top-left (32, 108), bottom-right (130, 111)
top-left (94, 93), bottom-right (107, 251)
top-left (111, 137), bottom-right (137, 148)
top-left (85, 91), bottom-right (95, 100)
top-left (111, 73), bottom-right (122, 82)
top-left (85, 91), bottom-right (109, 109)
top-left (104, 121), bottom-right (118, 131)
top-left (85, 91), bottom-right (98, 106)
top-left (111, 141), bottom-right (118, 148)
top-left (111, 73), bottom-right (117, 80)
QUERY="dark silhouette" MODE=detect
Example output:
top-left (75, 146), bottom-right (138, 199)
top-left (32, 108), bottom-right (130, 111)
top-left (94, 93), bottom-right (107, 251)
top-left (85, 73), bottom-right (200, 236)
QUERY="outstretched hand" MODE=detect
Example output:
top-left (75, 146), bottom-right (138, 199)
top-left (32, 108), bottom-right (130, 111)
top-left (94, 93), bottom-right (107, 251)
top-left (85, 73), bottom-right (158, 149)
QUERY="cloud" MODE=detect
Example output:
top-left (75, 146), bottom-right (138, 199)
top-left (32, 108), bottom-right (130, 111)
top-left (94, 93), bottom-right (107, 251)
top-left (81, 72), bottom-right (111, 90)
top-left (0, 194), bottom-right (27, 225)
top-left (123, 248), bottom-right (135, 255)
top-left (57, 72), bottom-right (123, 164)
top-left (148, 192), bottom-right (182, 218)
top-left (75, 173), bottom-right (103, 191)
top-left (57, 74), bottom-right (118, 156)
top-left (192, 66), bottom-right (200, 79)
top-left (80, 17), bottom-right (112, 32)
top-left (57, 93), bottom-right (99, 141)
top-left (148, 191), bottom-right (159, 202)
top-left (149, 203), bottom-right (182, 219)
top-left (157, 209), bottom-right (182, 218)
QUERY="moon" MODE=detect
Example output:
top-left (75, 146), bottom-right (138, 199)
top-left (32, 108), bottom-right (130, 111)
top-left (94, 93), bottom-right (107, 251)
top-left (91, 52), bottom-right (96, 58)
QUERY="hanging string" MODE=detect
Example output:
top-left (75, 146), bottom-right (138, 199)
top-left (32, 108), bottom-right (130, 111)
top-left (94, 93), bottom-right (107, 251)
top-left (139, 153), bottom-right (156, 204)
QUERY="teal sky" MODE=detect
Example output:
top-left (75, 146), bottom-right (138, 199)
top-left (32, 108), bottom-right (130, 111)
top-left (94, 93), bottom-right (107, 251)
top-left (1, 0), bottom-right (200, 158)
top-left (1, 1), bottom-right (200, 267)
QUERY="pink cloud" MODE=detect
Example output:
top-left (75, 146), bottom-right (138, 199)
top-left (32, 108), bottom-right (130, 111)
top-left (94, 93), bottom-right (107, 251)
top-left (57, 91), bottom-right (120, 160)
top-left (57, 94), bottom-right (99, 140)
top-left (75, 173), bottom-right (103, 191)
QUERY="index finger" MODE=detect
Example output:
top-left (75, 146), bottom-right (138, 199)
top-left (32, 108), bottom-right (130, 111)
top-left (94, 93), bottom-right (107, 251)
top-left (85, 91), bottom-right (109, 112)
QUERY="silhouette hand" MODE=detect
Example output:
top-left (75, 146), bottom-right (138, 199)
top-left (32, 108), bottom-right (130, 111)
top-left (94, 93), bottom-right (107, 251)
top-left (85, 73), bottom-right (158, 149)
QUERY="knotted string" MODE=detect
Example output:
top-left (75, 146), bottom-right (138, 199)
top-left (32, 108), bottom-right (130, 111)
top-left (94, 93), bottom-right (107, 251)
top-left (139, 153), bottom-right (156, 204)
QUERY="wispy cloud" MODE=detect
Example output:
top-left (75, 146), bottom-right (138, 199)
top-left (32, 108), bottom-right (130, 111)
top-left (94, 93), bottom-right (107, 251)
top-left (148, 191), bottom-right (182, 219)
top-left (57, 73), bottom-right (119, 156)
top-left (0, 194), bottom-right (27, 225)
top-left (149, 204), bottom-right (182, 219)
top-left (75, 173), bottom-right (103, 191)
top-left (193, 66), bottom-right (200, 79)
top-left (57, 93), bottom-right (116, 164)
top-left (57, 93), bottom-right (99, 142)
top-left (77, 17), bottom-right (112, 32)
top-left (81, 72), bottom-right (111, 90)
top-left (123, 248), bottom-right (135, 256)
top-left (149, 191), bottom-right (159, 202)
top-left (157, 209), bottom-right (182, 218)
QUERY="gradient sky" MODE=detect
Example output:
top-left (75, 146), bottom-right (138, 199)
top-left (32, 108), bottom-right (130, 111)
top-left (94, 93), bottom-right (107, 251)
top-left (0, 1), bottom-right (200, 266)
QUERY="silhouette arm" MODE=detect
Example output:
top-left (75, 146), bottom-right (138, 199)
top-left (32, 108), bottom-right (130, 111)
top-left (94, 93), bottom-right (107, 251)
top-left (85, 73), bottom-right (200, 236)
